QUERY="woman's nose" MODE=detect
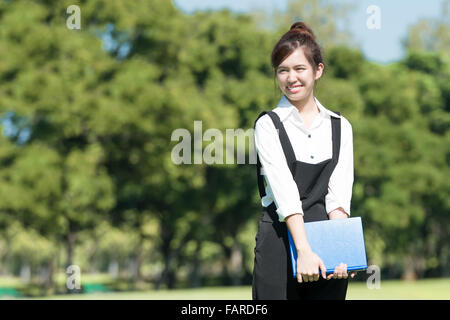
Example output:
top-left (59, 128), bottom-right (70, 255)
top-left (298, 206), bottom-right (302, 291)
top-left (287, 70), bottom-right (297, 82)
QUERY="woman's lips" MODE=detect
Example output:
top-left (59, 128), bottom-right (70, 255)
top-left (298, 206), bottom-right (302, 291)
top-left (287, 85), bottom-right (302, 93)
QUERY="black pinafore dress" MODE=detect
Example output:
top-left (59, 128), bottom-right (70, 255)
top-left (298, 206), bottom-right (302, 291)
top-left (252, 110), bottom-right (348, 300)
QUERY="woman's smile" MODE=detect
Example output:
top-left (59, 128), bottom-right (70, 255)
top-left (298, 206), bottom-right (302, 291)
top-left (287, 84), bottom-right (303, 94)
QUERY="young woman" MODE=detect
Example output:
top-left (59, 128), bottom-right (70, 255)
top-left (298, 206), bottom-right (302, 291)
top-left (252, 21), bottom-right (356, 300)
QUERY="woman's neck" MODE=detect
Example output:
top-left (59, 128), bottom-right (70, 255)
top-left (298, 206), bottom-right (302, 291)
top-left (288, 93), bottom-right (319, 115)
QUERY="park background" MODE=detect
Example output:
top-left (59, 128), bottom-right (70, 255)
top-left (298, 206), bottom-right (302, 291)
top-left (0, 0), bottom-right (448, 299)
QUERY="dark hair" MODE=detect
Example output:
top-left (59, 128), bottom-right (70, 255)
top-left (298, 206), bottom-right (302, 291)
top-left (271, 21), bottom-right (324, 73)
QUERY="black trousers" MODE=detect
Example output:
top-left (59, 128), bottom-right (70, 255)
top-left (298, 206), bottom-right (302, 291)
top-left (252, 207), bottom-right (348, 300)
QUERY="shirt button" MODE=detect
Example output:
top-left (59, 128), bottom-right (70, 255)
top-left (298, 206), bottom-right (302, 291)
top-left (308, 134), bottom-right (311, 138)
top-left (311, 155), bottom-right (314, 159)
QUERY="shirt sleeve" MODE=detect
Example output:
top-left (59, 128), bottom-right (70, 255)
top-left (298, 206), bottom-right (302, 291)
top-left (325, 116), bottom-right (354, 216)
top-left (254, 114), bottom-right (304, 222)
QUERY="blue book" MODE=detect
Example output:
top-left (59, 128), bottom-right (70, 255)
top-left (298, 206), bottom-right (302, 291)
top-left (287, 217), bottom-right (367, 278)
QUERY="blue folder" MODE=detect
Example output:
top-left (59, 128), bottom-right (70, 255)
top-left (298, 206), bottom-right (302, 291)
top-left (287, 217), bottom-right (367, 278)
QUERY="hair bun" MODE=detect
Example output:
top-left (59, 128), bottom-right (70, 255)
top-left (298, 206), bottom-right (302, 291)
top-left (289, 21), bottom-right (315, 40)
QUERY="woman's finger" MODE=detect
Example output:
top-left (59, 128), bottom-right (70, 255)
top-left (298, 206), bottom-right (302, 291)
top-left (337, 263), bottom-right (347, 279)
top-left (318, 259), bottom-right (327, 279)
top-left (335, 263), bottom-right (344, 274)
top-left (331, 263), bottom-right (346, 279)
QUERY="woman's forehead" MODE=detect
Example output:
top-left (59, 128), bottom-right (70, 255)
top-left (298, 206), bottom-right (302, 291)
top-left (278, 48), bottom-right (310, 67)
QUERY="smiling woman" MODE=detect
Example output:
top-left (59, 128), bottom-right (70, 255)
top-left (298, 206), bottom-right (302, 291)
top-left (252, 21), bottom-right (355, 300)
top-left (271, 22), bottom-right (324, 117)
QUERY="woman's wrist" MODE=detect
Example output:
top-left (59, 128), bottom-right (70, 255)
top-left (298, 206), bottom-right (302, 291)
top-left (297, 245), bottom-right (312, 255)
top-left (285, 213), bottom-right (312, 255)
top-left (329, 207), bottom-right (349, 220)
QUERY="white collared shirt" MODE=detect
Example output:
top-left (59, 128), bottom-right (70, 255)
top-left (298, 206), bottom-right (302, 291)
top-left (254, 95), bottom-right (354, 222)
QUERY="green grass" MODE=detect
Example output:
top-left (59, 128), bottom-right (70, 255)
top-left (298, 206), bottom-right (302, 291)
top-left (346, 278), bottom-right (450, 300)
top-left (8, 277), bottom-right (447, 300)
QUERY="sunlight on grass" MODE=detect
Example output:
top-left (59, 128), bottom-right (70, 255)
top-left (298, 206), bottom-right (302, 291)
top-left (17, 278), bottom-right (448, 300)
top-left (346, 278), bottom-right (450, 300)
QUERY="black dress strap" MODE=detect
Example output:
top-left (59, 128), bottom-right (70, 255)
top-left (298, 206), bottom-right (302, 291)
top-left (254, 111), bottom-right (269, 199)
top-left (254, 111), bottom-right (297, 199)
top-left (255, 110), bottom-right (341, 201)
top-left (331, 113), bottom-right (341, 163)
top-left (265, 112), bottom-right (297, 173)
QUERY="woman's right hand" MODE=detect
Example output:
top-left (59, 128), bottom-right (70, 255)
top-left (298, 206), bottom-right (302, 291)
top-left (297, 249), bottom-right (327, 283)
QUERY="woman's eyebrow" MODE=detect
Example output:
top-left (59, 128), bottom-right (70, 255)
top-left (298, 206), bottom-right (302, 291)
top-left (278, 64), bottom-right (307, 69)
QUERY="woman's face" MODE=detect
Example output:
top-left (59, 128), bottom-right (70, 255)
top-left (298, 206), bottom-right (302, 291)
top-left (275, 47), bottom-right (323, 104)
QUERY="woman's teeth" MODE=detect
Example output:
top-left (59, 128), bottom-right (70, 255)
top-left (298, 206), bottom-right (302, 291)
top-left (287, 85), bottom-right (301, 93)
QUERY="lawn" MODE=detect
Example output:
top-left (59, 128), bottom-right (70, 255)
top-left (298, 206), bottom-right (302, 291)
top-left (9, 277), bottom-right (447, 300)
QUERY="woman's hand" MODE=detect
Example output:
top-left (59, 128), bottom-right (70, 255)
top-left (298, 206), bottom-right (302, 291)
top-left (326, 263), bottom-right (357, 280)
top-left (297, 249), bottom-right (327, 283)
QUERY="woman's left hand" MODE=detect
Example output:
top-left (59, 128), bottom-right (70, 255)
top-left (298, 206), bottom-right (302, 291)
top-left (327, 263), bottom-right (357, 280)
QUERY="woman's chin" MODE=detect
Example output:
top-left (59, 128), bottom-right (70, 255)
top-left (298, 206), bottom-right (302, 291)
top-left (284, 91), bottom-right (306, 101)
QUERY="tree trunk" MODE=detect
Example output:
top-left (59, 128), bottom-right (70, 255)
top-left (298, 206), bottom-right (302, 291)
top-left (155, 216), bottom-right (197, 289)
top-left (108, 260), bottom-right (119, 278)
top-left (128, 256), bottom-right (137, 280)
top-left (43, 257), bottom-right (56, 288)
top-left (155, 250), bottom-right (176, 290)
top-left (230, 241), bottom-right (243, 286)
top-left (155, 223), bottom-right (174, 290)
top-left (20, 264), bottom-right (31, 284)
top-left (133, 236), bottom-right (145, 282)
top-left (189, 240), bottom-right (202, 288)
top-left (136, 249), bottom-right (144, 281)
top-left (221, 244), bottom-right (231, 285)
top-left (66, 231), bottom-right (77, 268)
top-left (402, 256), bottom-right (418, 281)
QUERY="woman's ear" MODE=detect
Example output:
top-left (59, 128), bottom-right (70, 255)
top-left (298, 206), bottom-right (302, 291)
top-left (314, 63), bottom-right (324, 80)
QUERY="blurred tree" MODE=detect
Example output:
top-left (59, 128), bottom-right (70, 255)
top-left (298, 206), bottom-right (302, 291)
top-left (324, 46), bottom-right (365, 80)
top-left (0, 0), bottom-right (117, 282)
top-left (272, 0), bottom-right (356, 46)
top-left (403, 0), bottom-right (450, 56)
top-left (353, 51), bottom-right (449, 278)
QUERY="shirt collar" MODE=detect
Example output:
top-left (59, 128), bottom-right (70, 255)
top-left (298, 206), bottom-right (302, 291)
top-left (274, 95), bottom-right (341, 122)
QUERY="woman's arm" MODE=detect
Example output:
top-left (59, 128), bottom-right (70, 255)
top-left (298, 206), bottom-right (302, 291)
top-left (254, 116), bottom-right (304, 221)
top-left (285, 213), bottom-right (327, 283)
top-left (255, 116), bottom-right (326, 283)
